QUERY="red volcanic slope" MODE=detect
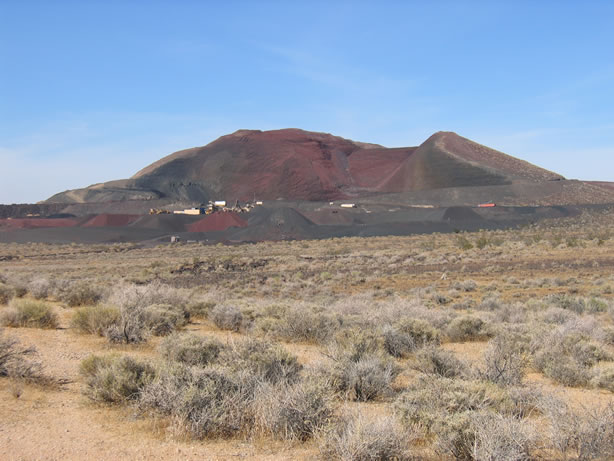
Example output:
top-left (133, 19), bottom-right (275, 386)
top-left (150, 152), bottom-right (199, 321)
top-left (0, 218), bottom-right (79, 230)
top-left (134, 129), bottom-right (561, 198)
top-left (132, 129), bottom-right (562, 198)
top-left (131, 129), bottom-right (416, 201)
top-left (81, 214), bottom-right (141, 227)
top-left (347, 147), bottom-right (417, 189)
top-left (47, 128), bottom-right (568, 205)
top-left (187, 212), bottom-right (247, 232)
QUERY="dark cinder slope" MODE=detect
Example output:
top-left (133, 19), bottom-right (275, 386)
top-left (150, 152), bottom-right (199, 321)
top-left (43, 128), bottom-right (613, 210)
top-left (380, 132), bottom-right (563, 192)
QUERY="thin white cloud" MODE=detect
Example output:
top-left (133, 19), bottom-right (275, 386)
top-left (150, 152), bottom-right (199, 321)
top-left (261, 44), bottom-right (419, 98)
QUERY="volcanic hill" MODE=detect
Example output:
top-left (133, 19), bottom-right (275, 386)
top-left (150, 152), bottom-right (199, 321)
top-left (46, 128), bottom-right (606, 207)
top-left (2, 129), bottom-right (614, 244)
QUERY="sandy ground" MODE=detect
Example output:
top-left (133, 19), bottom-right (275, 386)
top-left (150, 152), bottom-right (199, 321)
top-left (2, 223), bottom-right (614, 460)
top-left (0, 312), bottom-right (319, 461)
top-left (4, 317), bottom-right (613, 461)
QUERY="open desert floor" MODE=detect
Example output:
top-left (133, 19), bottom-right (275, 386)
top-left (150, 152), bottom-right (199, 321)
top-left (1, 206), bottom-right (614, 460)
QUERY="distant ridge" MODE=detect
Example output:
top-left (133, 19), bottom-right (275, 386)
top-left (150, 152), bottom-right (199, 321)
top-left (45, 128), bottom-right (569, 205)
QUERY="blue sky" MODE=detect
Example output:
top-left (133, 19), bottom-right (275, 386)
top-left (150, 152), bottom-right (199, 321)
top-left (1, 1), bottom-right (613, 203)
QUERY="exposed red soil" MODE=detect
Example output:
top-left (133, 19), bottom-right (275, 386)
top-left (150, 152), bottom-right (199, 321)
top-left (131, 129), bottom-right (363, 201)
top-left (81, 214), bottom-right (141, 227)
top-left (187, 212), bottom-right (247, 232)
top-left (347, 147), bottom-right (414, 189)
top-left (46, 128), bottom-right (589, 205)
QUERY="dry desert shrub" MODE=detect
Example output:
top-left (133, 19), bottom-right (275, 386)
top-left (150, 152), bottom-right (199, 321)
top-left (209, 304), bottom-right (243, 332)
top-left (469, 412), bottom-right (537, 461)
top-left (546, 294), bottom-right (587, 314)
top-left (533, 332), bottom-right (610, 387)
top-left (70, 305), bottom-right (120, 335)
top-left (382, 317), bottom-right (440, 358)
top-left (141, 338), bottom-right (307, 440)
top-left (381, 324), bottom-right (415, 358)
top-left (481, 333), bottom-right (529, 387)
top-left (597, 326), bottom-right (614, 345)
top-left (539, 307), bottom-right (577, 325)
top-left (0, 283), bottom-right (14, 305)
top-left (322, 335), bottom-right (399, 402)
top-left (159, 333), bottom-right (223, 367)
top-left (556, 315), bottom-right (604, 339)
top-left (105, 305), bottom-right (151, 344)
top-left (252, 377), bottom-right (335, 441)
top-left (0, 330), bottom-right (43, 381)
top-left (454, 280), bottom-right (478, 292)
top-left (413, 345), bottom-right (470, 378)
top-left (12, 284), bottom-right (27, 298)
top-left (591, 365), bottom-right (614, 392)
top-left (108, 281), bottom-right (190, 314)
top-left (496, 303), bottom-right (528, 324)
top-left (328, 292), bottom-right (381, 318)
top-left (431, 291), bottom-right (451, 305)
top-left (27, 277), bottom-right (52, 300)
top-left (539, 396), bottom-right (614, 460)
top-left (318, 410), bottom-right (413, 461)
top-left (446, 316), bottom-right (487, 342)
top-left (431, 410), bottom-right (476, 460)
top-left (452, 300), bottom-right (476, 311)
top-left (256, 305), bottom-right (340, 344)
top-left (105, 302), bottom-right (188, 344)
top-left (143, 303), bottom-right (189, 336)
top-left (58, 281), bottom-right (104, 307)
top-left (186, 300), bottom-right (216, 318)
top-left (80, 354), bottom-right (156, 404)
top-left (534, 351), bottom-right (591, 387)
top-left (395, 373), bottom-right (541, 460)
top-left (331, 327), bottom-right (381, 360)
top-left (456, 235), bottom-right (474, 250)
top-left (585, 297), bottom-right (609, 314)
top-left (220, 337), bottom-right (302, 384)
top-left (394, 374), bottom-right (509, 431)
top-left (339, 354), bottom-right (399, 401)
top-left (139, 363), bottom-right (253, 439)
top-left (477, 294), bottom-right (506, 311)
top-left (103, 281), bottom-right (191, 343)
top-left (501, 386), bottom-right (545, 419)
top-left (1, 299), bottom-right (58, 329)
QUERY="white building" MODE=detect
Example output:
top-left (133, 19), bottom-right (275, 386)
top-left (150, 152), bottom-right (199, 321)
top-left (173, 208), bottom-right (204, 215)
